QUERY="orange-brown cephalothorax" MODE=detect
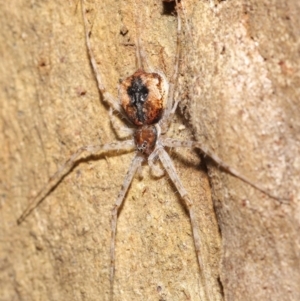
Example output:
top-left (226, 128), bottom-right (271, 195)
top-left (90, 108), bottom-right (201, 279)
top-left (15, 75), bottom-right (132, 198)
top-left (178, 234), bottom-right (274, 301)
top-left (133, 125), bottom-right (158, 156)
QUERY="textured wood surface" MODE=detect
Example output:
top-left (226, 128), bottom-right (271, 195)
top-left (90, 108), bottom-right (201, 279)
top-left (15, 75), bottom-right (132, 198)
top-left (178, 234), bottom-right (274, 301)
top-left (0, 1), bottom-right (299, 301)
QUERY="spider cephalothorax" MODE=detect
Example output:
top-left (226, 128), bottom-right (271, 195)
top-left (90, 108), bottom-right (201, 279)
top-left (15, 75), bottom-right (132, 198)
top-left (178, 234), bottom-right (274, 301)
top-left (133, 124), bottom-right (158, 156)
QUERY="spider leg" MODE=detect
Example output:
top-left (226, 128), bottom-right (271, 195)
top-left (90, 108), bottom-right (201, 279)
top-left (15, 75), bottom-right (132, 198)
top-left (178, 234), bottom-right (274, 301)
top-left (109, 107), bottom-right (134, 139)
top-left (110, 153), bottom-right (144, 300)
top-left (81, 0), bottom-right (122, 113)
top-left (160, 1), bottom-right (182, 133)
top-left (135, 27), bottom-right (151, 71)
top-left (157, 146), bottom-right (212, 301)
top-left (134, 0), bottom-right (153, 72)
top-left (148, 148), bottom-right (165, 177)
top-left (162, 138), bottom-right (290, 203)
top-left (17, 140), bottom-right (135, 225)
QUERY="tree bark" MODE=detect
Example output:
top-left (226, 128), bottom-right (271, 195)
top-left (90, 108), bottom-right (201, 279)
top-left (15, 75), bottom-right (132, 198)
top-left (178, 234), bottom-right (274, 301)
top-left (0, 1), bottom-right (299, 301)
top-left (183, 0), bottom-right (300, 300)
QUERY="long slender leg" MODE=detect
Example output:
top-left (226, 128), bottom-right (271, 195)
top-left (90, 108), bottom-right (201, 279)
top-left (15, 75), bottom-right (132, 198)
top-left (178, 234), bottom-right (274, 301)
top-left (109, 107), bottom-right (134, 139)
top-left (157, 146), bottom-right (213, 301)
top-left (110, 154), bottom-right (144, 300)
top-left (148, 148), bottom-right (165, 177)
top-left (81, 0), bottom-right (122, 113)
top-left (134, 10), bottom-right (149, 71)
top-left (160, 1), bottom-right (182, 133)
top-left (133, 0), bottom-right (153, 72)
top-left (17, 140), bottom-right (135, 225)
top-left (162, 138), bottom-right (290, 202)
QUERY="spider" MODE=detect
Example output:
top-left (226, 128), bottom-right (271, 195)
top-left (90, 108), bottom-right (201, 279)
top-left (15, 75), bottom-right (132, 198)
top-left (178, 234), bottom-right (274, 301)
top-left (17, 0), bottom-right (287, 300)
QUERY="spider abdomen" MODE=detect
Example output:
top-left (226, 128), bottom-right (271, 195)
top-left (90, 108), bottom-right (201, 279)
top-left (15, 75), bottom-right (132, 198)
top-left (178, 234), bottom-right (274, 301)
top-left (120, 69), bottom-right (168, 126)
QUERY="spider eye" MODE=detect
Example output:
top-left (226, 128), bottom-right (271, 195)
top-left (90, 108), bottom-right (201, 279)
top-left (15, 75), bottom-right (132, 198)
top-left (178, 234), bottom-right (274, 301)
top-left (137, 141), bottom-right (148, 152)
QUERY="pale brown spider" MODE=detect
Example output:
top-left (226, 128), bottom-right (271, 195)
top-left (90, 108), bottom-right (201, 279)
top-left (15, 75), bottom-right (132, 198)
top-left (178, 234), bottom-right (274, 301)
top-left (17, 0), bottom-right (286, 300)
